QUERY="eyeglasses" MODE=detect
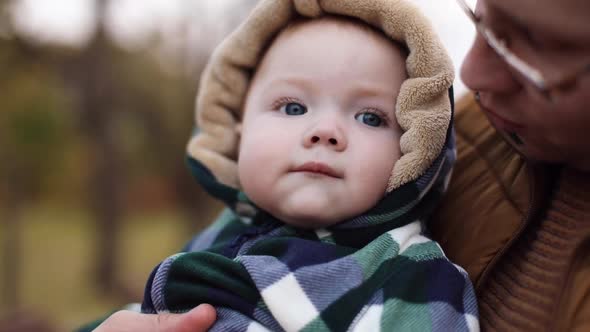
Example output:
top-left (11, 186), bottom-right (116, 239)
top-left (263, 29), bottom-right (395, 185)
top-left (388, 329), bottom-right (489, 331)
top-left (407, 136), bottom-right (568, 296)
top-left (456, 0), bottom-right (590, 102)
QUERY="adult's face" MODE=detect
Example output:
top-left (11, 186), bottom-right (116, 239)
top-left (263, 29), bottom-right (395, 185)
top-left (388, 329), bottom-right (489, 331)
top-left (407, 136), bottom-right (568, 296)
top-left (460, 0), bottom-right (590, 170)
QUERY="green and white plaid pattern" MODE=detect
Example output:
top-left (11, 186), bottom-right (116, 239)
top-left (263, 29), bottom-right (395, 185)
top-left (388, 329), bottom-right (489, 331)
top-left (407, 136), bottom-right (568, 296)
top-left (140, 100), bottom-right (479, 331)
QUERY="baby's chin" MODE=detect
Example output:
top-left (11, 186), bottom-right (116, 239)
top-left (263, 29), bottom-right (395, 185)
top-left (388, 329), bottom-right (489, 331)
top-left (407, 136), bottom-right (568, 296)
top-left (269, 207), bottom-right (349, 229)
top-left (246, 186), bottom-right (366, 229)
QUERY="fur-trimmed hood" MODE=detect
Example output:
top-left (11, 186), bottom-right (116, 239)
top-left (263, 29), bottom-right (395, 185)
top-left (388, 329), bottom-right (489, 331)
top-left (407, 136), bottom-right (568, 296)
top-left (187, 0), bottom-right (454, 194)
top-left (136, 5), bottom-right (479, 330)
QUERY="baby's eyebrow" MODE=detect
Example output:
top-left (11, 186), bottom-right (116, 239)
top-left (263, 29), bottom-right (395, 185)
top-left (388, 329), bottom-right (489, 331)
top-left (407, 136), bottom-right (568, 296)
top-left (350, 84), bottom-right (396, 99)
top-left (258, 75), bottom-right (314, 93)
top-left (273, 76), bottom-right (312, 89)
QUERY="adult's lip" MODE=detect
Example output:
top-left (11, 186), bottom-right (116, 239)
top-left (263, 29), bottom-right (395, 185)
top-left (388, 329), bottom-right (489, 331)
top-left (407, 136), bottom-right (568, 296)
top-left (477, 99), bottom-right (525, 133)
top-left (291, 162), bottom-right (343, 178)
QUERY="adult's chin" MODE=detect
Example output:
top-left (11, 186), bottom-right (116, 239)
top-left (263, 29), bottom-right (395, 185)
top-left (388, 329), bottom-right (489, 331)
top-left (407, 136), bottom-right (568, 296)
top-left (499, 130), bottom-right (573, 167)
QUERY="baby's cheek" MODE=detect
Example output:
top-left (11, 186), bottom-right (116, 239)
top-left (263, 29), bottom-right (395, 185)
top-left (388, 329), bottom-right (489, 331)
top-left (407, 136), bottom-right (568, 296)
top-left (237, 141), bottom-right (273, 201)
top-left (237, 151), bottom-right (257, 193)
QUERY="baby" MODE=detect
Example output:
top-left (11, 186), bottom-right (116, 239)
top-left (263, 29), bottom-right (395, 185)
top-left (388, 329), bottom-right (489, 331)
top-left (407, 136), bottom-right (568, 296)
top-left (140, 0), bottom-right (479, 331)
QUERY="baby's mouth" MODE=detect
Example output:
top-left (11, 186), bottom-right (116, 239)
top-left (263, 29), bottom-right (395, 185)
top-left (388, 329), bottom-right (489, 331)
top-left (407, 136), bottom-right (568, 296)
top-left (291, 162), bottom-right (343, 179)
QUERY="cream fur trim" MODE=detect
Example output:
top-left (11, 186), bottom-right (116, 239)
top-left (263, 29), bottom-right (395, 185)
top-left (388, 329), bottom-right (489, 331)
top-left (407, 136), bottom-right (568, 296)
top-left (187, 0), bottom-right (454, 191)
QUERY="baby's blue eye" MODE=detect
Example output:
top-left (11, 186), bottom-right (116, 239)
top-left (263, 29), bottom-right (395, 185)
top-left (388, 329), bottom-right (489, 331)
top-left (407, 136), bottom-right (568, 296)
top-left (280, 102), bottom-right (307, 116)
top-left (355, 112), bottom-right (384, 127)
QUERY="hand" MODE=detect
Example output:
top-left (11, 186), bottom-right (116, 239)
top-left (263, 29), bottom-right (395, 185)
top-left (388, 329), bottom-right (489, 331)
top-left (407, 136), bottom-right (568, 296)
top-left (93, 304), bottom-right (216, 332)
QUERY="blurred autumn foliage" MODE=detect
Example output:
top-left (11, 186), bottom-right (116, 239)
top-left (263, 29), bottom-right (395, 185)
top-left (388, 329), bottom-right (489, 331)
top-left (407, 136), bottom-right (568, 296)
top-left (0, 0), bottom-right (255, 330)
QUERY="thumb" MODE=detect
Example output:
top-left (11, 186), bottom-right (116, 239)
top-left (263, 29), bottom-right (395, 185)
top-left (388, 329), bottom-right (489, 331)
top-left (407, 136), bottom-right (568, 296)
top-left (158, 304), bottom-right (217, 332)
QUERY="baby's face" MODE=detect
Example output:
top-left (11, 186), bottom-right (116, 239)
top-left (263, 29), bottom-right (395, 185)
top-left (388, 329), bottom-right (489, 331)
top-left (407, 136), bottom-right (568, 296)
top-left (238, 19), bottom-right (406, 228)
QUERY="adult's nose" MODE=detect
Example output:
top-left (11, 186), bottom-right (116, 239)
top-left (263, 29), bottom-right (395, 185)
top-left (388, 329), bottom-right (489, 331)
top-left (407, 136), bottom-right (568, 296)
top-left (460, 34), bottom-right (520, 94)
top-left (302, 118), bottom-right (347, 152)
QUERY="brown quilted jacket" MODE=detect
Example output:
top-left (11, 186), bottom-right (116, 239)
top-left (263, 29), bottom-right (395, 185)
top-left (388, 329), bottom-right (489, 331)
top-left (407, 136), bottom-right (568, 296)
top-left (430, 94), bottom-right (590, 331)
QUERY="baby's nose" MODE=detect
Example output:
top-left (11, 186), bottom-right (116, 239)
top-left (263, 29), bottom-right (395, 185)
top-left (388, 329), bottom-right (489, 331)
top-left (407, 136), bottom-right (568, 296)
top-left (303, 124), bottom-right (347, 151)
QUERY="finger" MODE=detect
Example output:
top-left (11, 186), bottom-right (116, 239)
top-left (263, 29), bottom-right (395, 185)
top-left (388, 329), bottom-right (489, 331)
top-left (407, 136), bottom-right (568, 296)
top-left (159, 304), bottom-right (217, 332)
top-left (94, 310), bottom-right (153, 332)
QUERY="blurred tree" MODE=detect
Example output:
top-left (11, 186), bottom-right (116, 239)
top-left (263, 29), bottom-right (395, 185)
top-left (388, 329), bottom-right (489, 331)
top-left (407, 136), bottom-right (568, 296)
top-left (0, 0), bottom-right (257, 325)
top-left (66, 0), bottom-right (128, 296)
top-left (0, 4), bottom-right (72, 330)
top-left (0, 0), bottom-right (13, 38)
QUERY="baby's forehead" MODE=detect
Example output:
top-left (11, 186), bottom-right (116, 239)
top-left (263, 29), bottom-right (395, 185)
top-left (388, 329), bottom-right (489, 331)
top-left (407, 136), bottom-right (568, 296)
top-left (278, 16), bottom-right (404, 52)
top-left (251, 16), bottom-right (408, 85)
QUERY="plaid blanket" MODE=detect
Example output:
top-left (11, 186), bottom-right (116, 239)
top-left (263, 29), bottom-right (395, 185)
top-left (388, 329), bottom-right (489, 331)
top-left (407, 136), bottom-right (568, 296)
top-left (140, 100), bottom-right (479, 331)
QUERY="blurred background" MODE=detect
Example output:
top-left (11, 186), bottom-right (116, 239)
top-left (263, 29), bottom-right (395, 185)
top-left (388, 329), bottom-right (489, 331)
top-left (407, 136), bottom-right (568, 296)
top-left (0, 0), bottom-right (474, 330)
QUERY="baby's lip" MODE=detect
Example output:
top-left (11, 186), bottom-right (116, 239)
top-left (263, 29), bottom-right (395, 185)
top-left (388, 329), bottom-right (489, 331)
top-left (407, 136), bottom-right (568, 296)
top-left (291, 162), bottom-right (343, 178)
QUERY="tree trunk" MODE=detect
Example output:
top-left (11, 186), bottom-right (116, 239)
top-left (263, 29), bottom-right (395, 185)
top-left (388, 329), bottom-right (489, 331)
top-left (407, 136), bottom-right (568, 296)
top-left (74, 0), bottom-right (125, 295)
